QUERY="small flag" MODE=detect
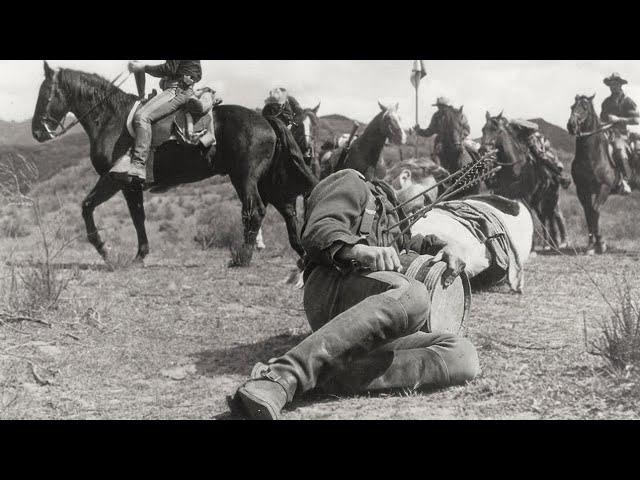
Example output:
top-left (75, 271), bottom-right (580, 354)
top-left (410, 60), bottom-right (427, 89)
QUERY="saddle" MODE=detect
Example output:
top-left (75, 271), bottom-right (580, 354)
top-left (126, 87), bottom-right (222, 150)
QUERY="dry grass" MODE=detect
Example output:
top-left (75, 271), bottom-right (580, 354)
top-left (1, 156), bottom-right (639, 419)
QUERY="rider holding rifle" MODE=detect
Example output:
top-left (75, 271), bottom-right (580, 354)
top-left (110, 60), bottom-right (202, 184)
top-left (600, 73), bottom-right (639, 195)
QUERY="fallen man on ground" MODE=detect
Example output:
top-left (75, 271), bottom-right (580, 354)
top-left (228, 168), bottom-right (480, 420)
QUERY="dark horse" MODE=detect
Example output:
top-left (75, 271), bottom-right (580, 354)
top-left (480, 112), bottom-right (566, 249)
top-left (319, 102), bottom-right (406, 181)
top-left (421, 104), bottom-right (480, 197)
top-left (31, 62), bottom-right (318, 266)
top-left (566, 94), bottom-right (639, 254)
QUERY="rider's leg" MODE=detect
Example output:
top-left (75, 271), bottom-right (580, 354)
top-left (613, 136), bottom-right (631, 194)
top-left (129, 86), bottom-right (193, 180)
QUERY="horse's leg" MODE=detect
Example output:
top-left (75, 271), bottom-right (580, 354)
top-left (593, 185), bottom-right (611, 254)
top-left (255, 228), bottom-right (266, 250)
top-left (230, 176), bottom-right (266, 265)
top-left (272, 200), bottom-right (306, 289)
top-left (576, 188), bottom-right (595, 254)
top-left (81, 175), bottom-right (121, 261)
top-left (122, 186), bottom-right (149, 263)
top-left (554, 207), bottom-right (568, 248)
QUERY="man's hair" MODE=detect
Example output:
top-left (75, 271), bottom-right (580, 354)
top-left (387, 158), bottom-right (449, 183)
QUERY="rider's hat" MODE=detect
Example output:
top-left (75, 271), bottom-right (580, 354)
top-left (603, 73), bottom-right (628, 86)
top-left (432, 96), bottom-right (451, 107)
top-left (265, 87), bottom-right (288, 105)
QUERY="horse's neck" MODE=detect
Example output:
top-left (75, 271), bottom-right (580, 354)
top-left (576, 112), bottom-right (608, 163)
top-left (64, 80), bottom-right (134, 141)
top-left (354, 117), bottom-right (387, 166)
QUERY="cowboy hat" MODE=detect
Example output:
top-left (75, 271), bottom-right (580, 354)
top-left (603, 73), bottom-right (628, 86)
top-left (432, 96), bottom-right (451, 107)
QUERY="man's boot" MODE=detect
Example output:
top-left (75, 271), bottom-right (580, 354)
top-left (231, 363), bottom-right (295, 420)
top-left (127, 157), bottom-right (147, 183)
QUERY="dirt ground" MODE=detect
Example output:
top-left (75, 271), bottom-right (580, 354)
top-left (1, 168), bottom-right (640, 419)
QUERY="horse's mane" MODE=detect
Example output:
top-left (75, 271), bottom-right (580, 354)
top-left (57, 68), bottom-right (135, 116)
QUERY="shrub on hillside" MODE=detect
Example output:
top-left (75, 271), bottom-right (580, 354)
top-left (0, 210), bottom-right (30, 238)
top-left (193, 201), bottom-right (243, 250)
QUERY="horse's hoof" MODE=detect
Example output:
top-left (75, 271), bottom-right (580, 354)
top-left (558, 242), bottom-right (569, 249)
top-left (255, 242), bottom-right (266, 251)
top-left (596, 243), bottom-right (607, 255)
top-left (586, 248), bottom-right (596, 256)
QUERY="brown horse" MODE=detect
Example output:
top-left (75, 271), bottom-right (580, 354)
top-left (566, 94), bottom-right (634, 254)
top-left (31, 62), bottom-right (318, 266)
top-left (319, 102), bottom-right (406, 180)
top-left (421, 104), bottom-right (480, 197)
top-left (480, 112), bottom-right (565, 249)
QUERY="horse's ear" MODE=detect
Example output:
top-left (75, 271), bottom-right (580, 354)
top-left (497, 110), bottom-right (504, 119)
top-left (394, 102), bottom-right (400, 111)
top-left (589, 93), bottom-right (596, 101)
top-left (44, 61), bottom-right (54, 78)
top-left (458, 105), bottom-right (464, 113)
top-left (312, 102), bottom-right (320, 115)
top-left (486, 111), bottom-right (491, 121)
top-left (378, 101), bottom-right (387, 112)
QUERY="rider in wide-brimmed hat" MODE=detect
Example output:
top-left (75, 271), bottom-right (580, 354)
top-left (601, 72), bottom-right (639, 195)
top-left (414, 96), bottom-right (480, 160)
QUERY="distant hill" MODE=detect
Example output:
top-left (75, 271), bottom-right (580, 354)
top-left (0, 118), bottom-right (89, 183)
top-left (0, 113), bottom-right (570, 185)
top-left (528, 118), bottom-right (574, 155)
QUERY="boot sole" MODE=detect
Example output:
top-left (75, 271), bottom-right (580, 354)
top-left (235, 386), bottom-right (281, 420)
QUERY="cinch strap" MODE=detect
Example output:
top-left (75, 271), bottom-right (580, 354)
top-left (358, 191), bottom-right (377, 236)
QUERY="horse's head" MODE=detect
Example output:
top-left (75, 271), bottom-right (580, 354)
top-left (428, 104), bottom-right (468, 151)
top-left (480, 110), bottom-right (509, 153)
top-left (32, 61), bottom-right (70, 142)
top-left (294, 102), bottom-right (320, 160)
top-left (378, 101), bottom-right (407, 145)
top-left (567, 94), bottom-right (597, 136)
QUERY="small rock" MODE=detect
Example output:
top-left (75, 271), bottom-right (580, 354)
top-left (160, 364), bottom-right (197, 381)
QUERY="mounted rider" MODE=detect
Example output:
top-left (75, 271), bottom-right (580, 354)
top-left (510, 118), bottom-right (571, 189)
top-left (414, 97), bottom-right (480, 163)
top-left (262, 88), bottom-right (304, 128)
top-left (600, 72), bottom-right (639, 195)
top-left (261, 88), bottom-right (308, 179)
top-left (110, 60), bottom-right (204, 184)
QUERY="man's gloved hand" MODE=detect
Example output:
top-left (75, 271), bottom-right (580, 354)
top-left (337, 244), bottom-right (403, 273)
top-left (608, 114), bottom-right (624, 124)
top-left (430, 245), bottom-right (467, 288)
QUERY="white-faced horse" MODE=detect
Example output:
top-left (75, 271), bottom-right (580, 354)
top-left (410, 195), bottom-right (533, 293)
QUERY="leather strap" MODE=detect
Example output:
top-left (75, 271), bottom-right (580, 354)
top-left (358, 190), bottom-right (377, 236)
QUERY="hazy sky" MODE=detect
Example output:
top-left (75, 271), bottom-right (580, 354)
top-left (2, 60), bottom-right (640, 137)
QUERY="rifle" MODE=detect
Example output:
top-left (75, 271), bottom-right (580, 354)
top-left (133, 60), bottom-right (146, 100)
top-left (335, 121), bottom-right (360, 171)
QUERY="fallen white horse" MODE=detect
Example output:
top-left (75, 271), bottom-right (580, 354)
top-left (410, 195), bottom-right (533, 293)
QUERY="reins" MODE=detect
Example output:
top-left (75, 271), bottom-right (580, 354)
top-left (42, 71), bottom-right (132, 139)
top-left (575, 122), bottom-right (613, 138)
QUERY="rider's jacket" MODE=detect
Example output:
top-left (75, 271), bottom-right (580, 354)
top-left (301, 169), bottom-right (418, 275)
top-left (416, 109), bottom-right (471, 139)
top-left (601, 93), bottom-right (638, 135)
top-left (262, 96), bottom-right (304, 126)
top-left (145, 60), bottom-right (202, 89)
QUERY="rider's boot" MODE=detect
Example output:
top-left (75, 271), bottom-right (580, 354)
top-left (127, 157), bottom-right (147, 184)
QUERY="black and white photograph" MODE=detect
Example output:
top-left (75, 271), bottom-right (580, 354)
top-left (0, 59), bottom-right (639, 421)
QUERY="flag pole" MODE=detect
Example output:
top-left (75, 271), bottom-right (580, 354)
top-left (415, 79), bottom-right (420, 160)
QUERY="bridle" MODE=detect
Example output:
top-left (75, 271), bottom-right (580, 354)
top-left (38, 70), bottom-right (131, 139)
top-left (570, 99), bottom-right (613, 138)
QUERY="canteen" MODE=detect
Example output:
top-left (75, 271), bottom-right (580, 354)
top-left (403, 253), bottom-right (471, 335)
